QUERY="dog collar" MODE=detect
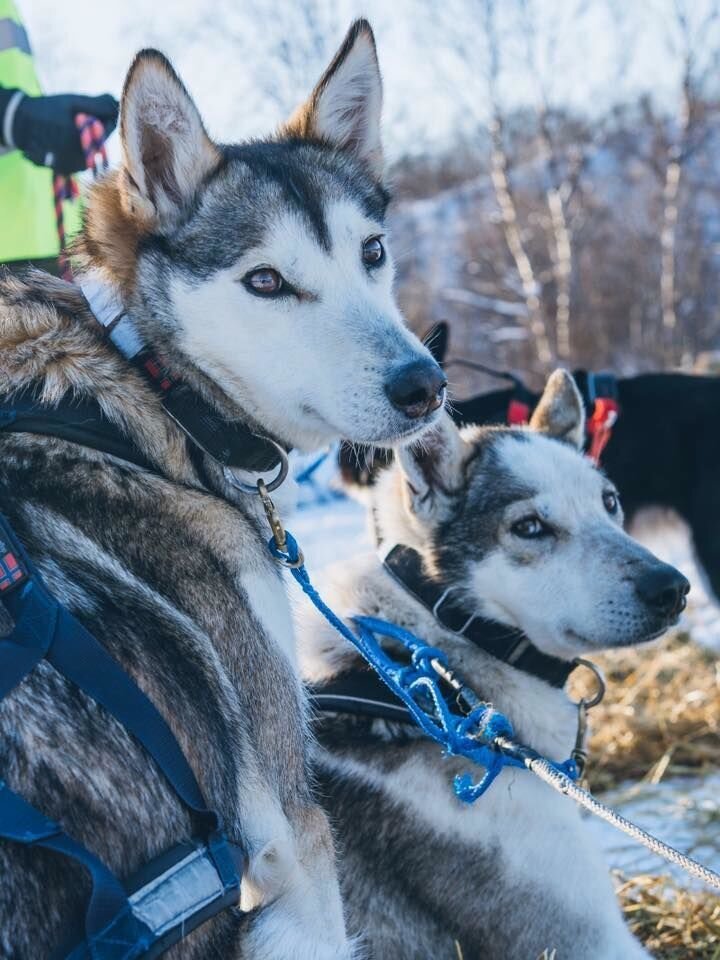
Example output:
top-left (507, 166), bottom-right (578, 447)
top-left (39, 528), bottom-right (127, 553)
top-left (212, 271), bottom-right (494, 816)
top-left (79, 276), bottom-right (288, 478)
top-left (382, 543), bottom-right (577, 689)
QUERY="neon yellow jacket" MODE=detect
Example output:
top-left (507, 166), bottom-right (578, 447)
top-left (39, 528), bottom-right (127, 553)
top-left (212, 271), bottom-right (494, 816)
top-left (0, 0), bottom-right (80, 262)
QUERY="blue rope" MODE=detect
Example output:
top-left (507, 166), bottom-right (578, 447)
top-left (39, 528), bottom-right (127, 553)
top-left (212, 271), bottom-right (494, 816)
top-left (270, 531), bottom-right (578, 802)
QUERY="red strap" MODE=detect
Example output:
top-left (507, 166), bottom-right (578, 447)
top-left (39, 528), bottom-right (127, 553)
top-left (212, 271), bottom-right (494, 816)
top-left (507, 399), bottom-right (531, 425)
top-left (586, 397), bottom-right (620, 465)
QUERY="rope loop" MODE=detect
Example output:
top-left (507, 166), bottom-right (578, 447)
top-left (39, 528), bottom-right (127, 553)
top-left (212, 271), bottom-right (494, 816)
top-left (458, 704), bottom-right (514, 744)
top-left (411, 643), bottom-right (448, 671)
top-left (268, 530), bottom-right (303, 567)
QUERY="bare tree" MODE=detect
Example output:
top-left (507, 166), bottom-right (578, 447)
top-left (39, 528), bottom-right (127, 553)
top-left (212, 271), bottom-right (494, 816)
top-left (655, 1), bottom-right (720, 353)
top-left (482, 0), bottom-right (554, 366)
top-left (197, 0), bottom-right (341, 116)
top-left (516, 0), bottom-right (588, 359)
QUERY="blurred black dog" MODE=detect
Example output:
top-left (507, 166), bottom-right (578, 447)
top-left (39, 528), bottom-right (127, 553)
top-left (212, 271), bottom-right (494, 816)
top-left (340, 322), bottom-right (720, 601)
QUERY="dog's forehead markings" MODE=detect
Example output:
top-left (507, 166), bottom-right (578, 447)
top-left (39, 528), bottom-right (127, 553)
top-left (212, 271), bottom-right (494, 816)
top-left (251, 199), bottom-right (380, 283)
top-left (218, 142), bottom-right (387, 250)
top-left (493, 433), bottom-right (604, 512)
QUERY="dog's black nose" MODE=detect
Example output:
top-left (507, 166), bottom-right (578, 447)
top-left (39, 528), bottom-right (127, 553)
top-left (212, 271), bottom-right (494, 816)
top-left (635, 563), bottom-right (690, 619)
top-left (386, 360), bottom-right (447, 420)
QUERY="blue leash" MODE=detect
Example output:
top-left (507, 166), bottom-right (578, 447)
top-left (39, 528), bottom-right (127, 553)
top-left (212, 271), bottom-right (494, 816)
top-left (268, 530), bottom-right (578, 802)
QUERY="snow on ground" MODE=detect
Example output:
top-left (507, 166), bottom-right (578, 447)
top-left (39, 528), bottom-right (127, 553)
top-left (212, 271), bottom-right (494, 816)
top-left (288, 453), bottom-right (720, 882)
top-left (586, 773), bottom-right (720, 885)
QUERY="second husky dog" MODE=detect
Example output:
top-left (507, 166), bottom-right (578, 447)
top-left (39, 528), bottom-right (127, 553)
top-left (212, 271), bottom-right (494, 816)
top-left (300, 371), bottom-right (689, 959)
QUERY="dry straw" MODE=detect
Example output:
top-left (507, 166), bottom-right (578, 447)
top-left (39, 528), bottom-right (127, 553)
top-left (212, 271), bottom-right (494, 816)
top-left (615, 872), bottom-right (720, 959)
top-left (570, 632), bottom-right (719, 793)
top-left (571, 633), bottom-right (720, 957)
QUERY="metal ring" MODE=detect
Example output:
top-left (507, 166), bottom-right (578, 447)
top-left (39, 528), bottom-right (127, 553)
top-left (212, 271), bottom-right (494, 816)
top-left (571, 657), bottom-right (606, 709)
top-left (223, 440), bottom-right (289, 495)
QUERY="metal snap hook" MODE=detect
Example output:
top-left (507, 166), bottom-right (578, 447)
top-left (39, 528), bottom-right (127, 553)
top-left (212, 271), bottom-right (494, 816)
top-left (256, 478), bottom-right (306, 569)
top-left (569, 657), bottom-right (605, 781)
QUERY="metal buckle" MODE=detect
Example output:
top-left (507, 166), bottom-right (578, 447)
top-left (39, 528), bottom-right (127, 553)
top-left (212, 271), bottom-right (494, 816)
top-left (431, 588), bottom-right (477, 635)
top-left (255, 478), bottom-right (305, 569)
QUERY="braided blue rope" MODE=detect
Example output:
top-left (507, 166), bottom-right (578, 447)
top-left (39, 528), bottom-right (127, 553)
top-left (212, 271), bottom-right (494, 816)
top-left (270, 531), bottom-right (578, 802)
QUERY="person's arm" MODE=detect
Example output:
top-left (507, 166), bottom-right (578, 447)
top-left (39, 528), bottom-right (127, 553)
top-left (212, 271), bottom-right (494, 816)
top-left (0, 86), bottom-right (26, 154)
top-left (0, 88), bottom-right (118, 173)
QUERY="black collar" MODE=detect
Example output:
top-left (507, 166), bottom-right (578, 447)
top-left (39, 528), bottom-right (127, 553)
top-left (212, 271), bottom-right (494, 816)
top-left (129, 351), bottom-right (285, 474)
top-left (383, 544), bottom-right (576, 689)
top-left (79, 277), bottom-right (287, 476)
top-left (0, 393), bottom-right (157, 473)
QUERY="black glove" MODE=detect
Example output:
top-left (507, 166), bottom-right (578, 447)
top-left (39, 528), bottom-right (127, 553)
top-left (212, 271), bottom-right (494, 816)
top-left (8, 92), bottom-right (118, 174)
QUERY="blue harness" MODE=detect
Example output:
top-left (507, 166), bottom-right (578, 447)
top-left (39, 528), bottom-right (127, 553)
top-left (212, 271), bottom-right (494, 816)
top-left (0, 513), bottom-right (244, 959)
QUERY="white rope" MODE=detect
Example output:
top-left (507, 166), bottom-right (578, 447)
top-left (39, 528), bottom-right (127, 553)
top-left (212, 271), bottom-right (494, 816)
top-left (526, 755), bottom-right (720, 892)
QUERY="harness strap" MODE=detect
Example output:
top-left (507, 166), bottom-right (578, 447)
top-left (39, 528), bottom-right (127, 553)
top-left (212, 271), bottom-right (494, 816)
top-left (59, 839), bottom-right (244, 960)
top-left (0, 395), bottom-right (155, 472)
top-left (581, 371), bottom-right (620, 465)
top-left (0, 780), bottom-right (147, 955)
top-left (586, 397), bottom-right (620, 464)
top-left (0, 513), bottom-right (244, 956)
top-left (0, 514), bottom-right (216, 828)
top-left (382, 544), bottom-right (576, 689)
top-left (309, 669), bottom-right (415, 724)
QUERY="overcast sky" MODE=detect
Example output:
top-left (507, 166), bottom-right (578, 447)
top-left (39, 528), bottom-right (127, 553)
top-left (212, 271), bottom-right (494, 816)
top-left (19, 0), bottom-right (720, 162)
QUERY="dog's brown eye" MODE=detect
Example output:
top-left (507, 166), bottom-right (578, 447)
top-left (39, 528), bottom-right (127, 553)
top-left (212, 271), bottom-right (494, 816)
top-left (244, 268), bottom-right (283, 295)
top-left (603, 490), bottom-right (619, 515)
top-left (511, 516), bottom-right (548, 539)
top-left (362, 236), bottom-right (384, 267)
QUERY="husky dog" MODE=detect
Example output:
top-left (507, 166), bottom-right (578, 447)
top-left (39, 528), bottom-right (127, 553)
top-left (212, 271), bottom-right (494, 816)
top-left (342, 321), bottom-right (720, 603)
top-left (0, 20), bottom-right (445, 959)
top-left (300, 371), bottom-right (689, 959)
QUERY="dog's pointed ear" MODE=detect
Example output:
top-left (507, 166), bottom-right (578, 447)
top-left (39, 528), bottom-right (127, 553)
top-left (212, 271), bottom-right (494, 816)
top-left (398, 413), bottom-right (465, 521)
top-left (282, 19), bottom-right (383, 178)
top-left (119, 49), bottom-right (221, 231)
top-left (529, 369), bottom-right (585, 449)
top-left (423, 322), bottom-right (449, 365)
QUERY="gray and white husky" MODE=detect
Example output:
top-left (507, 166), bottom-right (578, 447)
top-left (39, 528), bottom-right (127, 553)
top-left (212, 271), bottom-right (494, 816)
top-left (300, 370), bottom-right (689, 959)
top-left (0, 20), bottom-right (444, 959)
